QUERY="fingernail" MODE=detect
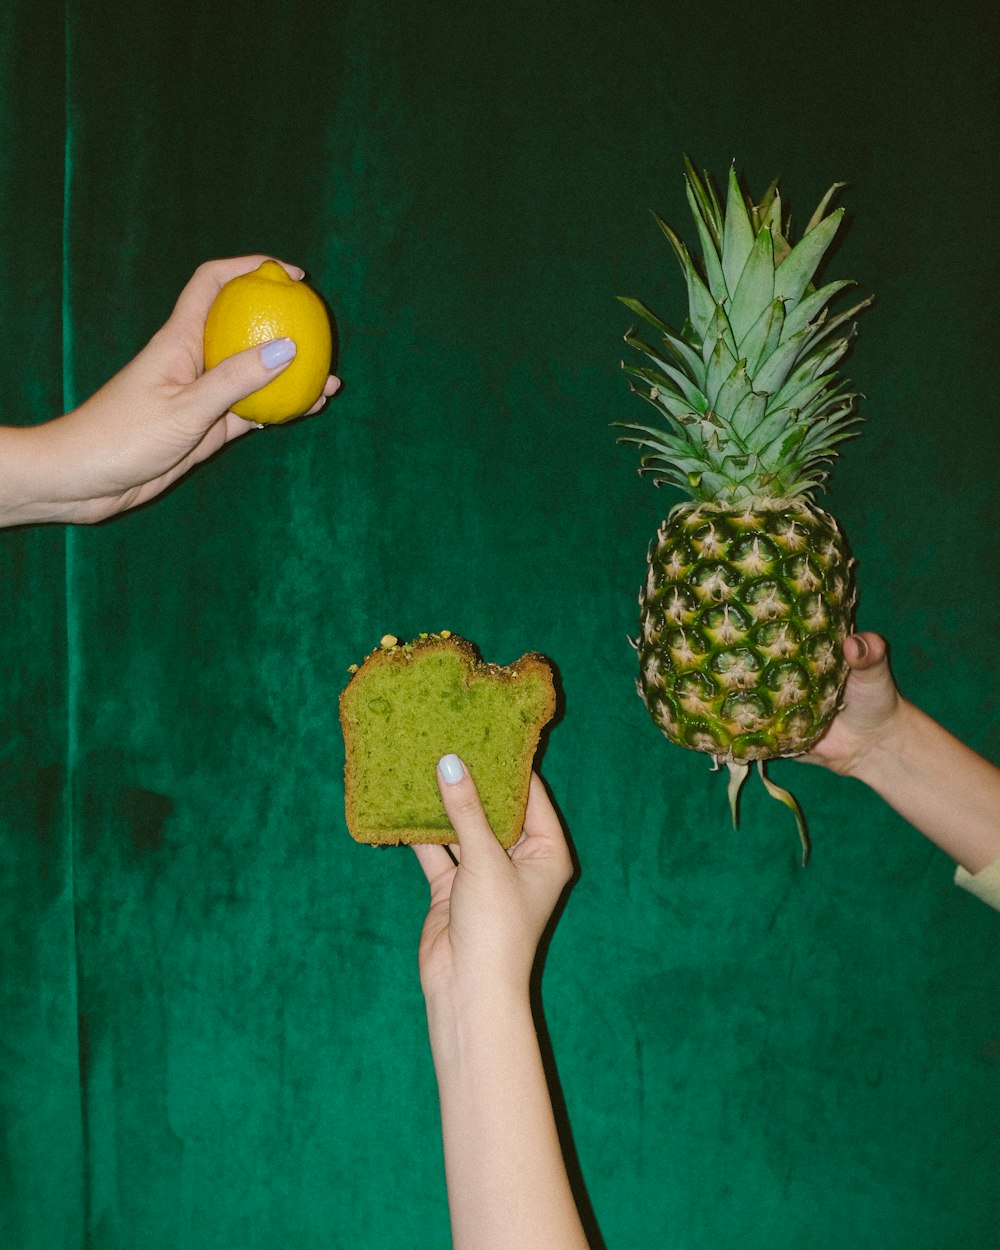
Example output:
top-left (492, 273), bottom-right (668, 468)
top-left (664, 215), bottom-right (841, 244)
top-left (438, 754), bottom-right (465, 785)
top-left (854, 635), bottom-right (868, 658)
top-left (260, 338), bottom-right (296, 369)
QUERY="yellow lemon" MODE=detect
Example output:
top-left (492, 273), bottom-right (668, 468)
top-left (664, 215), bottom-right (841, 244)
top-left (203, 260), bottom-right (332, 424)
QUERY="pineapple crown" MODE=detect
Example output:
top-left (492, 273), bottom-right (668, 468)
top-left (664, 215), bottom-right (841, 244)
top-left (618, 159), bottom-right (871, 507)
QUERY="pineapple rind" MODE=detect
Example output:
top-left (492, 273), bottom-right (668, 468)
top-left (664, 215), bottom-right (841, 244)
top-left (636, 500), bottom-right (856, 763)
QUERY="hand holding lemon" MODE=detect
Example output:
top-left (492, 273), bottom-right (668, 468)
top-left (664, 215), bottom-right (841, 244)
top-left (204, 259), bottom-right (335, 425)
top-left (0, 255), bottom-right (341, 527)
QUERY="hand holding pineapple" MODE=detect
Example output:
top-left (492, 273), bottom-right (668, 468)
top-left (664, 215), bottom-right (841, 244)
top-left (799, 632), bottom-right (1000, 888)
top-left (797, 632), bottom-right (899, 775)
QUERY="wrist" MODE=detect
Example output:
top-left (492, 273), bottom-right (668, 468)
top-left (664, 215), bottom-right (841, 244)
top-left (843, 698), bottom-right (916, 786)
top-left (424, 980), bottom-right (534, 1058)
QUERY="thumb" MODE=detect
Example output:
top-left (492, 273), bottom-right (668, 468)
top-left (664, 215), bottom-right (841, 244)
top-left (190, 338), bottom-right (297, 421)
top-left (843, 631), bottom-right (889, 676)
top-left (436, 755), bottom-right (506, 868)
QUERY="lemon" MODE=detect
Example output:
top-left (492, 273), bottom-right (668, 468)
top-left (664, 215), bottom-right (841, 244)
top-left (203, 260), bottom-right (332, 424)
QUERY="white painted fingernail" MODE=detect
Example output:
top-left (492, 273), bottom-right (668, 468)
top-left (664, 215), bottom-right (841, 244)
top-left (438, 754), bottom-right (465, 784)
top-left (260, 337), bottom-right (296, 369)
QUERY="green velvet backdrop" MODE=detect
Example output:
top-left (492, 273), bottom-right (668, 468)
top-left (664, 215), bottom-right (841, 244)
top-left (2, 1), bottom-right (998, 1247)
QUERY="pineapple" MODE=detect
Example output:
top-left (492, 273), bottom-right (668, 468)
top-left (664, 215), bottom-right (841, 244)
top-left (619, 161), bottom-right (871, 862)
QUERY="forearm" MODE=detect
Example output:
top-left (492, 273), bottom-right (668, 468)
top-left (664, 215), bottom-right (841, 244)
top-left (0, 425), bottom-right (58, 527)
top-left (426, 988), bottom-right (590, 1250)
top-left (849, 700), bottom-right (1000, 874)
top-left (0, 419), bottom-right (100, 527)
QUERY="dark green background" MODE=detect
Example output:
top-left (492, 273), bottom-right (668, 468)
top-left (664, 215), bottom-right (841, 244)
top-left (2, 2), bottom-right (998, 1247)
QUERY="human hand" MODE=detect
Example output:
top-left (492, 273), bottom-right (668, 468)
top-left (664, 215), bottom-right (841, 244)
top-left (413, 758), bottom-right (574, 1009)
top-left (1, 255), bottom-right (341, 527)
top-left (798, 632), bottom-right (903, 776)
top-left (416, 761), bottom-right (592, 1250)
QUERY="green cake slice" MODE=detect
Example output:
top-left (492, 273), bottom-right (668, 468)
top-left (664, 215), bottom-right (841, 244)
top-left (339, 633), bottom-right (556, 846)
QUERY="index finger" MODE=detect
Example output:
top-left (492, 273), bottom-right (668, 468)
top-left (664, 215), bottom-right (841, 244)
top-left (525, 772), bottom-right (561, 827)
top-left (412, 842), bottom-right (457, 893)
top-left (168, 255), bottom-right (306, 332)
top-left (516, 773), bottom-right (567, 852)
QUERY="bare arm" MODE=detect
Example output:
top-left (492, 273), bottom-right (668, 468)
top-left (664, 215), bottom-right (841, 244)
top-left (414, 762), bottom-right (591, 1250)
top-left (0, 256), bottom-right (340, 528)
top-left (800, 633), bottom-right (1000, 875)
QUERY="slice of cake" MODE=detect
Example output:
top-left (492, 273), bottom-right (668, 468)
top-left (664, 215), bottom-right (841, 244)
top-left (340, 632), bottom-right (556, 846)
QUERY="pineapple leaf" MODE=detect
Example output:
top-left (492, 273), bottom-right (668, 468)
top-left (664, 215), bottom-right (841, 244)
top-left (683, 157), bottom-right (722, 245)
top-left (623, 358), bottom-right (709, 414)
top-left (702, 168), bottom-right (724, 226)
top-left (728, 388), bottom-right (769, 442)
top-left (722, 165), bottom-right (756, 299)
top-left (638, 449), bottom-right (708, 476)
top-left (761, 189), bottom-right (782, 233)
top-left (766, 329), bottom-right (854, 408)
top-left (778, 424), bottom-right (809, 462)
top-left (621, 361), bottom-right (679, 391)
top-left (768, 362), bottom-right (839, 414)
top-left (783, 300), bottom-right (868, 370)
top-left (780, 279), bottom-right (855, 343)
top-left (647, 391), bottom-right (705, 425)
top-left (713, 363), bottom-right (754, 440)
top-left (738, 403), bottom-right (799, 450)
top-left (728, 226), bottom-right (776, 347)
top-left (773, 208), bottom-right (845, 308)
top-left (702, 302), bottom-right (739, 366)
top-left (623, 162), bottom-right (869, 504)
top-left (683, 187), bottom-right (728, 303)
top-left (755, 420), bottom-right (805, 471)
top-left (649, 469), bottom-right (699, 490)
top-left (757, 762), bottom-right (810, 866)
top-left (617, 296), bottom-right (674, 338)
top-left (799, 405), bottom-right (864, 452)
top-left (621, 382), bottom-right (700, 430)
top-left (751, 326), bottom-right (812, 395)
top-left (802, 334), bottom-right (854, 382)
top-left (690, 468), bottom-right (738, 500)
top-left (651, 217), bottom-right (716, 340)
top-left (618, 431), bottom-right (701, 466)
top-left (622, 366), bottom-right (703, 420)
top-left (738, 297), bottom-right (786, 375)
top-left (624, 326), bottom-right (705, 386)
top-left (808, 296), bottom-right (874, 346)
top-left (771, 225), bottom-right (793, 268)
top-left (795, 380), bottom-right (854, 424)
top-left (751, 179), bottom-right (780, 232)
top-left (705, 335), bottom-right (741, 409)
top-left (805, 182), bottom-right (847, 235)
top-left (762, 191), bottom-right (794, 265)
top-left (614, 419), bottom-right (695, 448)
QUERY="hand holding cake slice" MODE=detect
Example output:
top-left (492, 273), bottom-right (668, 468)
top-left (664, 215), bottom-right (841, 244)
top-left (339, 633), bottom-right (557, 847)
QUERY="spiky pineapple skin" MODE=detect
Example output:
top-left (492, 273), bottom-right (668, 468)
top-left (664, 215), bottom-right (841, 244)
top-left (636, 500), bottom-right (855, 762)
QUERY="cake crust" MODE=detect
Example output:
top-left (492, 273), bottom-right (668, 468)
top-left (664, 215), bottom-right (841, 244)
top-left (339, 633), bottom-right (556, 846)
